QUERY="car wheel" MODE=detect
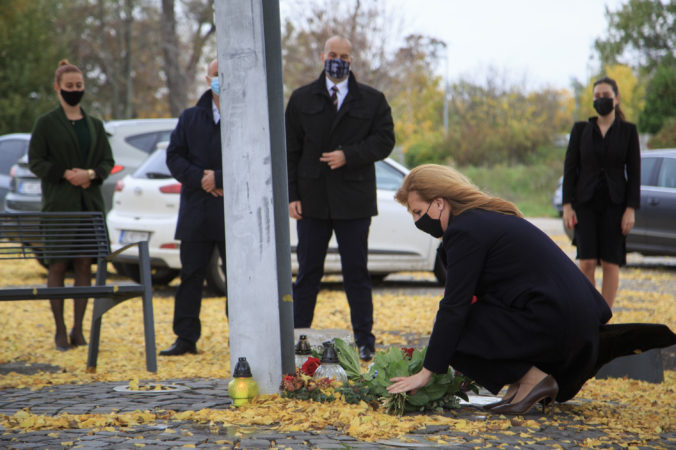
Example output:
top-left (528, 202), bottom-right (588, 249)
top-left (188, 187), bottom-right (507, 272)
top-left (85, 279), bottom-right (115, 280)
top-left (433, 251), bottom-right (446, 286)
top-left (118, 262), bottom-right (180, 285)
top-left (206, 249), bottom-right (227, 296)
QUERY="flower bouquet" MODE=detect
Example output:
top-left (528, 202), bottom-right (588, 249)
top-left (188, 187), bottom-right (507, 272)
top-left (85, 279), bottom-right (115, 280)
top-left (334, 339), bottom-right (477, 415)
top-left (280, 338), bottom-right (477, 416)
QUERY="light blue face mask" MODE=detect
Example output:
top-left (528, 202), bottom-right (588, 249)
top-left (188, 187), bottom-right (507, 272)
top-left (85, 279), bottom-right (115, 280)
top-left (210, 76), bottom-right (220, 96)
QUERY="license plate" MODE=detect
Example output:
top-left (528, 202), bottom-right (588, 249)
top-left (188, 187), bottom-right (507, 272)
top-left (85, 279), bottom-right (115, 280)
top-left (18, 180), bottom-right (41, 195)
top-left (119, 230), bottom-right (150, 244)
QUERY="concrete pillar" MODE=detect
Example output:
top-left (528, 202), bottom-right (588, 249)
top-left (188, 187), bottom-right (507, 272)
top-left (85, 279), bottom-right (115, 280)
top-left (214, 0), bottom-right (295, 394)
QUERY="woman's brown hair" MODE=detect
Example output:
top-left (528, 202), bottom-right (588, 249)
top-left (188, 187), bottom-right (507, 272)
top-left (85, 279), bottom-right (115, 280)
top-left (395, 164), bottom-right (523, 218)
top-left (54, 59), bottom-right (82, 86)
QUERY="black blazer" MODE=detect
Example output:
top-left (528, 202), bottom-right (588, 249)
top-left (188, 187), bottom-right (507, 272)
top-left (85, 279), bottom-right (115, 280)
top-left (562, 118), bottom-right (641, 209)
top-left (285, 71), bottom-right (395, 220)
top-left (166, 90), bottom-right (224, 241)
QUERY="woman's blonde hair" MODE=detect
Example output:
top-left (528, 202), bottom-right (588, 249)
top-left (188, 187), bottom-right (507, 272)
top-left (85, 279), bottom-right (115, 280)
top-left (54, 59), bottom-right (82, 86)
top-left (395, 164), bottom-right (523, 218)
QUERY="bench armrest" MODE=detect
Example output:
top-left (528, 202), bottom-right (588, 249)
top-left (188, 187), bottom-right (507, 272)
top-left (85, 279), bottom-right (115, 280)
top-left (106, 241), bottom-right (144, 261)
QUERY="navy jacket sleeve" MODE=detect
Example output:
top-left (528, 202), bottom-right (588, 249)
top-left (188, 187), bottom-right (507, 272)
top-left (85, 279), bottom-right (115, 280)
top-left (166, 111), bottom-right (205, 190)
top-left (423, 228), bottom-right (488, 373)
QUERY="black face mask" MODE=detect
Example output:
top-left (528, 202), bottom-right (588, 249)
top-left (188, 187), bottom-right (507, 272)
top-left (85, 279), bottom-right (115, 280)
top-left (593, 97), bottom-right (614, 116)
top-left (60, 89), bottom-right (84, 106)
top-left (414, 202), bottom-right (444, 238)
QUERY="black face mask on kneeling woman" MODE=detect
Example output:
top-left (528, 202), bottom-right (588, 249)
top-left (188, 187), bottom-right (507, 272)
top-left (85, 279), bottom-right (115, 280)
top-left (415, 203), bottom-right (444, 238)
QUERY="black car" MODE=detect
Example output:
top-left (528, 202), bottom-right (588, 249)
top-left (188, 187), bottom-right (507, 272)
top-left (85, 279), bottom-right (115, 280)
top-left (554, 149), bottom-right (676, 256)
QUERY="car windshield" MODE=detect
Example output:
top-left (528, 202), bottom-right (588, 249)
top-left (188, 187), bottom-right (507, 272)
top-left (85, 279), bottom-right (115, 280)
top-left (133, 148), bottom-right (172, 179)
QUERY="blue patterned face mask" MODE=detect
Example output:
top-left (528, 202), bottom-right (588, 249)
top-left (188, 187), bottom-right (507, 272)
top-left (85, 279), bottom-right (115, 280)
top-left (210, 77), bottom-right (220, 96)
top-left (324, 59), bottom-right (350, 80)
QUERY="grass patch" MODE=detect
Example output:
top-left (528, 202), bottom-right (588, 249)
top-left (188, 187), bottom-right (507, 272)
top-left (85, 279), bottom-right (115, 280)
top-left (459, 146), bottom-right (565, 217)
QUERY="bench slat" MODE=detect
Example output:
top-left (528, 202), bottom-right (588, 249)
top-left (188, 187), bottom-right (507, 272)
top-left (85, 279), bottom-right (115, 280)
top-left (0, 284), bottom-right (145, 301)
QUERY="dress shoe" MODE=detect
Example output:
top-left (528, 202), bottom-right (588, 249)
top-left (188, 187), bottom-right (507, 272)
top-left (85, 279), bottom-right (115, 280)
top-left (159, 339), bottom-right (197, 356)
top-left (482, 391), bottom-right (516, 411)
top-left (55, 333), bottom-right (71, 351)
top-left (69, 330), bottom-right (88, 347)
top-left (358, 345), bottom-right (374, 361)
top-left (491, 375), bottom-right (558, 416)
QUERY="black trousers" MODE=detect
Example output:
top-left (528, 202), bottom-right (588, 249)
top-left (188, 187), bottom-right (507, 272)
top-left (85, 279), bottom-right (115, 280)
top-left (173, 240), bottom-right (226, 345)
top-left (293, 217), bottom-right (375, 349)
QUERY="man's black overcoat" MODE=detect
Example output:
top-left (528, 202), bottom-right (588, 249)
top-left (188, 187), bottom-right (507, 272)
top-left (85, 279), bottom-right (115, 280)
top-left (166, 90), bottom-right (224, 242)
top-left (285, 71), bottom-right (395, 220)
top-left (423, 209), bottom-right (613, 402)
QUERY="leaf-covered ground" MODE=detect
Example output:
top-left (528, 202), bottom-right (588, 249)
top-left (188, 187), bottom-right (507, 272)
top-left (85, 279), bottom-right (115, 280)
top-left (0, 240), bottom-right (675, 446)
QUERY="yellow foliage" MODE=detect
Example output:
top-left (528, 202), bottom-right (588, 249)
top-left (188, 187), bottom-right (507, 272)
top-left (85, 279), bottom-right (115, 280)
top-left (0, 234), bottom-right (674, 443)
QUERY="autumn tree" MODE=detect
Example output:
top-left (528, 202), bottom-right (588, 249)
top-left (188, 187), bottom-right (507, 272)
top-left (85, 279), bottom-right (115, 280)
top-left (594, 0), bottom-right (676, 75)
top-left (638, 62), bottom-right (676, 134)
top-left (0, 0), bottom-right (68, 133)
top-left (161, 0), bottom-right (215, 117)
top-left (421, 70), bottom-right (574, 167)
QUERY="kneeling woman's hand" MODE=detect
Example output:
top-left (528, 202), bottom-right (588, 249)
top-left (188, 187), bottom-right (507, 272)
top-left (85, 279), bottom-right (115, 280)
top-left (387, 367), bottom-right (433, 394)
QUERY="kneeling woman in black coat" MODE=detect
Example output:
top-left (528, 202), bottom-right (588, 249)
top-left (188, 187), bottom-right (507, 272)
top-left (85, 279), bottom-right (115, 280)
top-left (387, 164), bottom-right (675, 415)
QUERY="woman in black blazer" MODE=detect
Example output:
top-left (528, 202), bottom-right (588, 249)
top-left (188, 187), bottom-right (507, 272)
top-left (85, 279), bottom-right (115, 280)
top-left (386, 164), bottom-right (674, 415)
top-left (562, 77), bottom-right (640, 309)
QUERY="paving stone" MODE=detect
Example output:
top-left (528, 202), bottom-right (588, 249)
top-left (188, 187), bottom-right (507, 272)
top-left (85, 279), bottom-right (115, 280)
top-left (238, 438), bottom-right (273, 447)
top-left (307, 440), bottom-right (347, 448)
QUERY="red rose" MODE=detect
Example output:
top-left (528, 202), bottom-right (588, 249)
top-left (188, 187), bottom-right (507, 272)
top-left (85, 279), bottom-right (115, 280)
top-left (301, 356), bottom-right (321, 376)
top-left (401, 347), bottom-right (414, 359)
top-left (282, 374), bottom-right (301, 392)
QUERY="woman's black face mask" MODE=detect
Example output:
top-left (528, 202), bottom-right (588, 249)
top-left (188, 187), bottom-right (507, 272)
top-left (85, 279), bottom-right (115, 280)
top-left (415, 202), bottom-right (444, 238)
top-left (60, 89), bottom-right (84, 106)
top-left (593, 97), bottom-right (614, 116)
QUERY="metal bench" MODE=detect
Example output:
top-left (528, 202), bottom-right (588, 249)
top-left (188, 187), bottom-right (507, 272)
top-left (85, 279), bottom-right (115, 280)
top-left (0, 211), bottom-right (157, 372)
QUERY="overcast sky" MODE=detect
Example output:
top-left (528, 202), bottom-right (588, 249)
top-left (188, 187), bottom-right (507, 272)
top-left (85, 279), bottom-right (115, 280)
top-left (387, 0), bottom-right (627, 91)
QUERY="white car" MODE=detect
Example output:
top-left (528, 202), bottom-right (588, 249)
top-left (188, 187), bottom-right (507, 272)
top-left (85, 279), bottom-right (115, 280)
top-left (106, 149), bottom-right (445, 294)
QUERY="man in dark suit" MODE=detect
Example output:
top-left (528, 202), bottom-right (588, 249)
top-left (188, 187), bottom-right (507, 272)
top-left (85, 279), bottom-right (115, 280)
top-left (285, 35), bottom-right (395, 361)
top-left (160, 58), bottom-right (226, 356)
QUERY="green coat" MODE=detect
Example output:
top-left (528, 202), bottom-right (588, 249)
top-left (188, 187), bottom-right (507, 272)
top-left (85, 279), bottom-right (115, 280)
top-left (28, 105), bottom-right (114, 213)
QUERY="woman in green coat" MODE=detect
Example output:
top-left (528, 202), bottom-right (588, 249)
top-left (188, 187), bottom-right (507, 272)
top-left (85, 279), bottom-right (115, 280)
top-left (28, 59), bottom-right (114, 351)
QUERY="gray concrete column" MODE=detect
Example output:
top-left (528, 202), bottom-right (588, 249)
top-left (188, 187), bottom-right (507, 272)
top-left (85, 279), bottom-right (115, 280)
top-left (214, 0), bottom-right (294, 394)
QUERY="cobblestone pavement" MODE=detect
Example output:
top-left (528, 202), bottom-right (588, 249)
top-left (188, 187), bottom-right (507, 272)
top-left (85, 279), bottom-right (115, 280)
top-left (1, 377), bottom-right (674, 449)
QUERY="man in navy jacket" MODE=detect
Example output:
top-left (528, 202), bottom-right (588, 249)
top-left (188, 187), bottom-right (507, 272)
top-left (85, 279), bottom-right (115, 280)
top-left (160, 59), bottom-right (226, 356)
top-left (285, 36), bottom-right (395, 361)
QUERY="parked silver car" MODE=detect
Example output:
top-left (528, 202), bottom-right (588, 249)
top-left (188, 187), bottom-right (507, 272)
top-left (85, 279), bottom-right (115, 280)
top-left (0, 133), bottom-right (30, 211)
top-left (4, 119), bottom-right (177, 213)
top-left (553, 149), bottom-right (676, 256)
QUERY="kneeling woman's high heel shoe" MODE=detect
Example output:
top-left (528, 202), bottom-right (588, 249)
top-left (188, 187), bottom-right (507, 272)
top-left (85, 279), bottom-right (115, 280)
top-left (482, 391), bottom-right (516, 411)
top-left (491, 375), bottom-right (558, 416)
